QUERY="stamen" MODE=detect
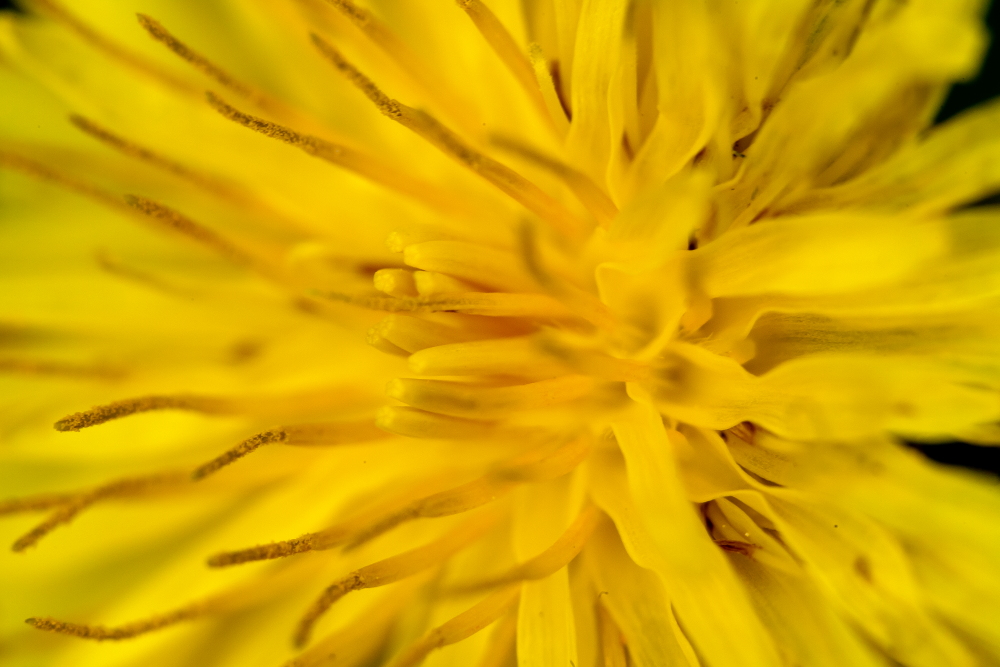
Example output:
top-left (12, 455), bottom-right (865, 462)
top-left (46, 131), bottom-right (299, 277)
top-left (517, 222), bottom-right (617, 330)
top-left (123, 195), bottom-right (259, 268)
top-left (323, 291), bottom-right (575, 319)
top-left (455, 0), bottom-right (558, 136)
top-left (375, 407), bottom-right (503, 440)
top-left (493, 135), bottom-right (618, 227)
top-left (0, 151), bottom-right (128, 211)
top-left (0, 493), bottom-right (76, 517)
top-left (69, 115), bottom-right (252, 203)
top-left (207, 533), bottom-right (324, 568)
top-left (205, 93), bottom-right (472, 217)
top-left (408, 336), bottom-right (571, 377)
top-left (402, 240), bottom-right (535, 293)
top-left (24, 0), bottom-right (194, 95)
top-left (386, 375), bottom-right (595, 420)
top-left (95, 249), bottom-right (195, 298)
top-left (294, 512), bottom-right (497, 647)
top-left (192, 420), bottom-right (387, 480)
top-left (349, 435), bottom-right (590, 549)
top-left (310, 36), bottom-right (587, 238)
top-left (136, 14), bottom-right (258, 104)
top-left (374, 269), bottom-right (419, 297)
top-left (0, 357), bottom-right (123, 380)
top-left (366, 314), bottom-right (502, 355)
top-left (211, 436), bottom-right (589, 568)
top-left (385, 585), bottom-right (520, 667)
top-left (191, 429), bottom-right (288, 480)
top-left (412, 271), bottom-right (475, 296)
top-left (12, 472), bottom-right (187, 552)
top-left (321, 0), bottom-right (476, 133)
top-left (456, 505), bottom-right (600, 591)
top-left (26, 601), bottom-right (209, 641)
top-left (528, 44), bottom-right (572, 133)
top-left (54, 394), bottom-right (231, 432)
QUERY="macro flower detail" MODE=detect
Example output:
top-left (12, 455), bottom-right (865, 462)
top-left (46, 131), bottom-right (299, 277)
top-left (2, 0), bottom-right (1000, 665)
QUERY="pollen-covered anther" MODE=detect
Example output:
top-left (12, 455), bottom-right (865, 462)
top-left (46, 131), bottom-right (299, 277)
top-left (205, 93), bottom-right (473, 217)
top-left (293, 512), bottom-right (498, 647)
top-left (192, 420), bottom-right (387, 480)
top-left (124, 195), bottom-right (261, 269)
top-left (25, 601), bottom-right (209, 641)
top-left (54, 394), bottom-right (232, 432)
top-left (136, 13), bottom-right (264, 106)
top-left (11, 472), bottom-right (188, 552)
top-left (310, 35), bottom-right (587, 238)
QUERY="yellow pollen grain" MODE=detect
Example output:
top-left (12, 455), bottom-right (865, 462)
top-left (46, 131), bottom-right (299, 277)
top-left (54, 394), bottom-right (232, 432)
top-left (310, 35), bottom-right (587, 238)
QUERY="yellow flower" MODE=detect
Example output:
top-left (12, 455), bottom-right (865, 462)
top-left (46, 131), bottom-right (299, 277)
top-left (2, 0), bottom-right (1000, 665)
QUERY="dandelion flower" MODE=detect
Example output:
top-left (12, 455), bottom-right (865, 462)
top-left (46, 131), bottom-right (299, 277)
top-left (3, 0), bottom-right (1000, 665)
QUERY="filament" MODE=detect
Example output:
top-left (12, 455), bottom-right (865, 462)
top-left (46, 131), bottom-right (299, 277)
top-left (136, 14), bottom-right (260, 104)
top-left (493, 134), bottom-right (618, 227)
top-left (0, 357), bottom-right (123, 380)
top-left (192, 420), bottom-right (387, 480)
top-left (206, 93), bottom-right (473, 217)
top-left (123, 195), bottom-right (261, 269)
top-left (11, 472), bottom-right (188, 552)
top-left (385, 375), bottom-right (595, 420)
top-left (0, 151), bottom-right (129, 211)
top-left (323, 291), bottom-right (574, 319)
top-left (294, 512), bottom-right (497, 647)
top-left (26, 601), bottom-right (209, 641)
top-left (24, 0), bottom-right (194, 95)
top-left (474, 607), bottom-right (518, 667)
top-left (456, 504), bottom-right (600, 591)
top-left (0, 493), bottom-right (76, 516)
top-left (456, 0), bottom-right (560, 137)
top-left (54, 394), bottom-right (232, 432)
top-left (386, 585), bottom-right (520, 667)
top-left (322, 0), bottom-right (476, 133)
top-left (310, 36), bottom-right (587, 238)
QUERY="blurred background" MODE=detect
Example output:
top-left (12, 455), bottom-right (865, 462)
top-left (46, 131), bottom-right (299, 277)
top-left (1, 0), bottom-right (998, 475)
